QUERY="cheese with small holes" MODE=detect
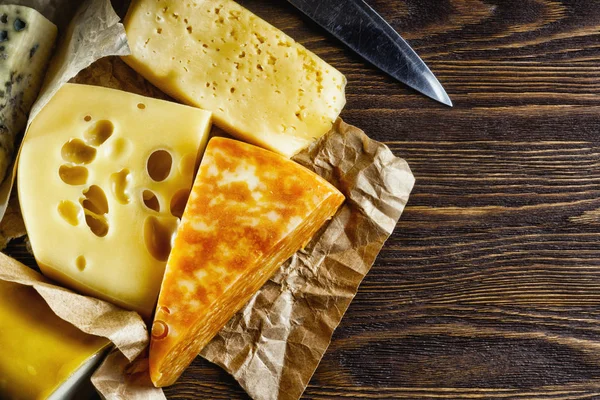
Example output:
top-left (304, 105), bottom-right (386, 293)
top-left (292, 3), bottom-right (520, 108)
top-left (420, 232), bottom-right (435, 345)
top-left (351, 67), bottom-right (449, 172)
top-left (0, 5), bottom-right (57, 183)
top-left (123, 0), bottom-right (346, 158)
top-left (149, 137), bottom-right (345, 386)
top-left (0, 279), bottom-right (108, 400)
top-left (18, 83), bottom-right (212, 318)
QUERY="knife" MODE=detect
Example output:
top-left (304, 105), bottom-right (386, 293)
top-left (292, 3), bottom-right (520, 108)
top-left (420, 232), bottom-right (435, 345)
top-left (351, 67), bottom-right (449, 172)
top-left (287, 0), bottom-right (452, 107)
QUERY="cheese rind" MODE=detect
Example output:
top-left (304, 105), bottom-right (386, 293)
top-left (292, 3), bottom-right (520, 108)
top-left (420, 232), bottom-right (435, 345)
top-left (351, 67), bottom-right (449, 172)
top-left (149, 137), bottom-right (345, 386)
top-left (18, 83), bottom-right (212, 318)
top-left (0, 5), bottom-right (57, 183)
top-left (123, 0), bottom-right (346, 158)
top-left (0, 280), bottom-right (108, 400)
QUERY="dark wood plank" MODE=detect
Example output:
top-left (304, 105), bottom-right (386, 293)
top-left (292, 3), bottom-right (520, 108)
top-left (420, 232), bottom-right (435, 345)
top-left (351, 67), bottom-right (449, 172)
top-left (8, 0), bottom-right (600, 398)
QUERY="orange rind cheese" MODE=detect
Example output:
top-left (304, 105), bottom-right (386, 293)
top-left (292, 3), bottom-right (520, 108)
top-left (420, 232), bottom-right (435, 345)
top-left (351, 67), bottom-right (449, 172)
top-left (149, 137), bottom-right (345, 386)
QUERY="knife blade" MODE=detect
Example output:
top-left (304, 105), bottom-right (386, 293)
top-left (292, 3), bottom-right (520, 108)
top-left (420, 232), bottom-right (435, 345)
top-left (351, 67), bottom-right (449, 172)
top-left (287, 0), bottom-right (452, 107)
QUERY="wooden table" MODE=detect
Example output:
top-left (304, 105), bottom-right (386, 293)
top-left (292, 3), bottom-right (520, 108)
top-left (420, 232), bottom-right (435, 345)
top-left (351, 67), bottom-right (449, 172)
top-left (8, 0), bottom-right (600, 399)
top-left (172, 1), bottom-right (600, 398)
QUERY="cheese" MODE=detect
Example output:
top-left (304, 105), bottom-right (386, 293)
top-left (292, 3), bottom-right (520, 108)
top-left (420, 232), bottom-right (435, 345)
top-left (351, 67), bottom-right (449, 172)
top-left (0, 280), bottom-right (108, 400)
top-left (149, 137), bottom-right (345, 386)
top-left (0, 5), bottom-right (57, 183)
top-left (123, 0), bottom-right (346, 158)
top-left (18, 83), bottom-right (212, 318)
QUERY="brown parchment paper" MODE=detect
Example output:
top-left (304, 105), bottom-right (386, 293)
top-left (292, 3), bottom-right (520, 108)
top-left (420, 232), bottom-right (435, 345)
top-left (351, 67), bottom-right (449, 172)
top-left (0, 0), bottom-right (129, 222)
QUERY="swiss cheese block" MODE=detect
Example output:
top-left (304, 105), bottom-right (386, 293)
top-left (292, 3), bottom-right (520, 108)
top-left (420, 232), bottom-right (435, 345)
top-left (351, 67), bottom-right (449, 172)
top-left (123, 0), bottom-right (346, 158)
top-left (0, 5), bottom-right (57, 182)
top-left (0, 280), bottom-right (108, 400)
top-left (18, 83), bottom-right (212, 318)
top-left (149, 137), bottom-right (345, 386)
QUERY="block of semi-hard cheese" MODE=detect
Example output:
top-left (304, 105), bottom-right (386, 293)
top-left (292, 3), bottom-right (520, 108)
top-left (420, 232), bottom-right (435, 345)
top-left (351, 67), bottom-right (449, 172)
top-left (0, 280), bottom-right (108, 400)
top-left (18, 83), bottom-right (212, 318)
top-left (0, 5), bottom-right (57, 182)
top-left (149, 137), bottom-right (345, 386)
top-left (123, 0), bottom-right (346, 158)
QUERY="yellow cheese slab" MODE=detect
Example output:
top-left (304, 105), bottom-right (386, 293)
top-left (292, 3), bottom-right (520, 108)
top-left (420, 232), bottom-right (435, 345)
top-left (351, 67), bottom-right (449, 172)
top-left (123, 0), bottom-right (347, 158)
top-left (18, 83), bottom-right (212, 318)
top-left (149, 137), bottom-right (345, 386)
top-left (0, 280), bottom-right (108, 400)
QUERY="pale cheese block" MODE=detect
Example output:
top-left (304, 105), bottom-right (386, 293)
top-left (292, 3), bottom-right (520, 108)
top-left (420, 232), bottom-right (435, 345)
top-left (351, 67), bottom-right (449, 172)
top-left (18, 83), bottom-right (212, 318)
top-left (149, 137), bottom-right (345, 386)
top-left (0, 280), bottom-right (109, 400)
top-left (0, 5), bottom-right (57, 183)
top-left (123, 0), bottom-right (346, 158)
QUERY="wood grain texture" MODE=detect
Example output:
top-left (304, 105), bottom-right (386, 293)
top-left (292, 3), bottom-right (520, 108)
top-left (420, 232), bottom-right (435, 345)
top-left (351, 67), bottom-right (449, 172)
top-left (7, 0), bottom-right (600, 398)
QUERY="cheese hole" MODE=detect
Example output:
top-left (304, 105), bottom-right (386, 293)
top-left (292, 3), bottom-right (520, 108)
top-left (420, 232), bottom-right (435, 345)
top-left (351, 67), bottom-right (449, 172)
top-left (110, 169), bottom-right (131, 205)
top-left (82, 185), bottom-right (109, 215)
top-left (159, 305), bottom-right (171, 315)
top-left (152, 320), bottom-right (169, 339)
top-left (85, 214), bottom-right (109, 237)
top-left (61, 139), bottom-right (96, 164)
top-left (75, 256), bottom-right (86, 271)
top-left (147, 150), bottom-right (172, 182)
top-left (107, 137), bottom-right (131, 160)
top-left (58, 201), bottom-right (81, 226)
top-left (144, 216), bottom-right (176, 262)
top-left (84, 115), bottom-right (92, 122)
top-left (137, 103), bottom-right (146, 110)
top-left (59, 165), bottom-right (88, 186)
top-left (143, 190), bottom-right (160, 212)
top-left (170, 189), bottom-right (190, 219)
top-left (179, 153), bottom-right (197, 177)
top-left (84, 120), bottom-right (114, 146)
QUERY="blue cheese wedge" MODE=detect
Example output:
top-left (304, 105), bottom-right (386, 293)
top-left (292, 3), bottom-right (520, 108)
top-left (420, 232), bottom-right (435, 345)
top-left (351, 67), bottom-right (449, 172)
top-left (0, 5), bottom-right (57, 182)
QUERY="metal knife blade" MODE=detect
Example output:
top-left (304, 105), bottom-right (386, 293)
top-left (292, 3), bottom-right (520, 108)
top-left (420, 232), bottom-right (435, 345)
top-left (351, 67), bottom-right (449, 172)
top-left (287, 0), bottom-right (452, 106)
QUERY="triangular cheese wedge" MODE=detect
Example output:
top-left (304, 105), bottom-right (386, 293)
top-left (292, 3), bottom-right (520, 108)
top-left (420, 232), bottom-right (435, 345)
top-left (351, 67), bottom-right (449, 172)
top-left (149, 137), bottom-right (344, 386)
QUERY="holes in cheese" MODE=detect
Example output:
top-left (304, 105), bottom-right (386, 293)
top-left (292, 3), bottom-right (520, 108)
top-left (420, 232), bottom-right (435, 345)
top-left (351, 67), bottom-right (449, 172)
top-left (108, 137), bottom-right (132, 160)
top-left (169, 189), bottom-right (189, 219)
top-left (110, 169), bottom-right (131, 205)
top-left (143, 190), bottom-right (160, 212)
top-left (123, 0), bottom-right (347, 158)
top-left (61, 139), bottom-right (96, 165)
top-left (18, 84), bottom-right (212, 317)
top-left (84, 214), bottom-right (109, 238)
top-left (144, 216), bottom-right (177, 262)
top-left (147, 150), bottom-right (172, 182)
top-left (75, 255), bottom-right (87, 271)
top-left (84, 120), bottom-right (114, 146)
top-left (57, 200), bottom-right (81, 227)
top-left (81, 185), bottom-right (109, 237)
top-left (81, 185), bottom-right (109, 216)
top-left (152, 320), bottom-right (169, 340)
top-left (59, 165), bottom-right (88, 186)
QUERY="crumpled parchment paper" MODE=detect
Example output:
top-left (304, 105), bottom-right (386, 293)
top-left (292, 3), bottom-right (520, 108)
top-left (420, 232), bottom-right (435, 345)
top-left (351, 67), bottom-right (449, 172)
top-left (0, 0), bottom-right (416, 398)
